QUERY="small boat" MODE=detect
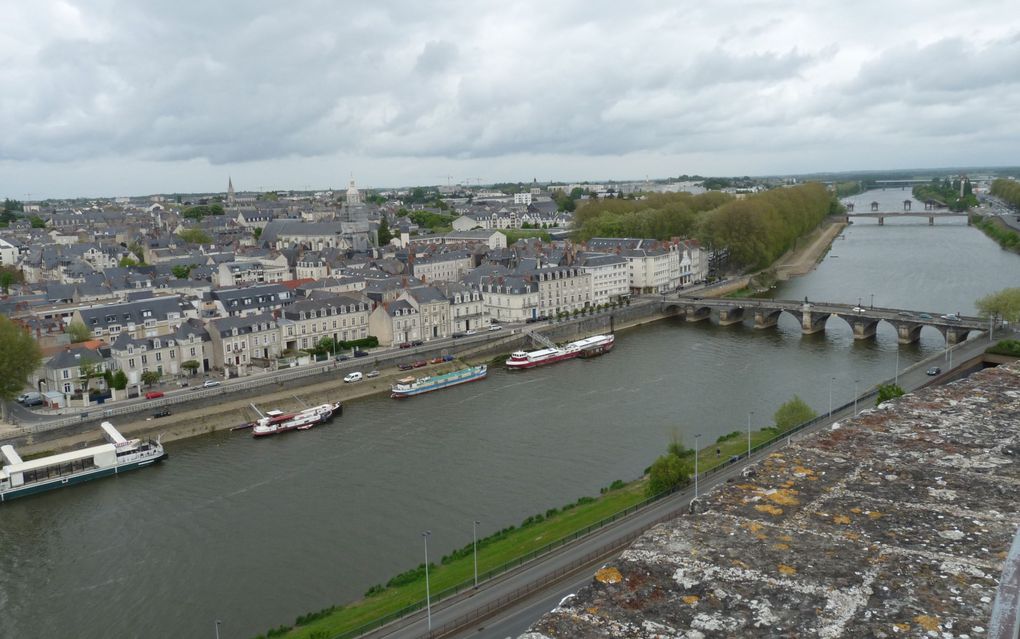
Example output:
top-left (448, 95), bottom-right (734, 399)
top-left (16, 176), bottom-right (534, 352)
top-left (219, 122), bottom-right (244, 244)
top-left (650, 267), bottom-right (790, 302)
top-left (1, 422), bottom-right (167, 503)
top-left (252, 402), bottom-right (342, 437)
top-left (506, 334), bottom-right (615, 370)
top-left (232, 408), bottom-right (294, 431)
top-left (391, 365), bottom-right (487, 398)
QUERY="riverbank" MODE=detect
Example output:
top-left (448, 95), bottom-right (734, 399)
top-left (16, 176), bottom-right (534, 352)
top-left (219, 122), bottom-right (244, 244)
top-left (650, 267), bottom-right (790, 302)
top-left (12, 306), bottom-right (668, 456)
top-left (773, 219), bottom-right (846, 280)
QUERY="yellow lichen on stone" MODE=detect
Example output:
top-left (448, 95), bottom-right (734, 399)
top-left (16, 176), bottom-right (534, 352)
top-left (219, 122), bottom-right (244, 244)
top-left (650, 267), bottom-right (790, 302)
top-left (682, 595), bottom-right (700, 605)
top-left (867, 511), bottom-right (883, 520)
top-left (833, 514), bottom-right (852, 525)
top-left (587, 607), bottom-right (599, 615)
top-left (755, 504), bottom-right (784, 516)
top-left (731, 559), bottom-right (750, 569)
top-left (894, 623), bottom-right (910, 632)
top-left (767, 488), bottom-right (800, 506)
top-left (744, 521), bottom-right (764, 533)
top-left (792, 465), bottom-right (814, 477)
top-left (850, 507), bottom-right (862, 514)
top-left (778, 564), bottom-right (797, 575)
top-left (914, 615), bottom-right (940, 632)
top-left (595, 566), bottom-right (623, 584)
top-left (779, 534), bottom-right (793, 542)
top-left (773, 543), bottom-right (790, 550)
top-left (844, 532), bottom-right (861, 541)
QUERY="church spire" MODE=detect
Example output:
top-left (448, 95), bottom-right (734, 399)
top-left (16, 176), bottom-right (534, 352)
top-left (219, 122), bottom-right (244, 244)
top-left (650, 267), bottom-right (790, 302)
top-left (227, 176), bottom-right (236, 207)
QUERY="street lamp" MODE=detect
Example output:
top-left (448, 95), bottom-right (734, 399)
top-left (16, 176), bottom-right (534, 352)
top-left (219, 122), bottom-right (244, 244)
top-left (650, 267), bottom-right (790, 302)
top-left (858, 296), bottom-right (862, 308)
top-left (828, 376), bottom-right (835, 418)
top-left (693, 433), bottom-right (702, 503)
top-left (870, 293), bottom-right (874, 310)
top-left (746, 411), bottom-right (753, 458)
top-left (473, 520), bottom-right (480, 588)
top-left (214, 620), bottom-right (221, 639)
top-left (853, 379), bottom-right (860, 417)
top-left (894, 348), bottom-right (900, 386)
top-left (422, 531), bottom-right (432, 630)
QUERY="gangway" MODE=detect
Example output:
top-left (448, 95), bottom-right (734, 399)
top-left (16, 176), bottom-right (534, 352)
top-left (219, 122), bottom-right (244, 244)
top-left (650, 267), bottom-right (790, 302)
top-left (525, 329), bottom-right (559, 350)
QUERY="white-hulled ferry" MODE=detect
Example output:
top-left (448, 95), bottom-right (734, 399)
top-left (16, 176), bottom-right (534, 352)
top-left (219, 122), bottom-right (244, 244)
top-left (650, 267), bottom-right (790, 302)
top-left (505, 334), bottom-right (615, 370)
top-left (0, 422), bottom-right (167, 503)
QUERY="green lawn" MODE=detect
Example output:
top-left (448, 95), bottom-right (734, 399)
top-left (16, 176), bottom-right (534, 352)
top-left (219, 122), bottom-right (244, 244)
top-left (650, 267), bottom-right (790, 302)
top-left (269, 426), bottom-right (784, 639)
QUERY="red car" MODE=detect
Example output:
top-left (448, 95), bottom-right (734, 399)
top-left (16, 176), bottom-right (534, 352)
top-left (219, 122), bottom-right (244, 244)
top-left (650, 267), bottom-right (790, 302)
top-left (145, 391), bottom-right (164, 400)
top-left (398, 342), bottom-right (412, 349)
top-left (412, 360), bottom-right (428, 368)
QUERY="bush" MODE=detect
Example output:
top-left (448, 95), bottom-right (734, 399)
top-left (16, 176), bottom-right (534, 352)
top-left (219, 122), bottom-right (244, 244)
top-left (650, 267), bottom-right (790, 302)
top-left (364, 584), bottom-right (385, 597)
top-left (773, 395), bottom-right (817, 432)
top-left (987, 339), bottom-right (1020, 357)
top-left (876, 384), bottom-right (905, 406)
top-left (716, 431), bottom-right (741, 443)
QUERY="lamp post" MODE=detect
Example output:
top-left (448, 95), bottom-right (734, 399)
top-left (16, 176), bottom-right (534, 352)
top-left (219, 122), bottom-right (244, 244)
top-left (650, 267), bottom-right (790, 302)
top-left (828, 376), bottom-right (835, 418)
top-left (693, 433), bottom-right (702, 503)
top-left (422, 531), bottom-right (432, 630)
top-left (473, 520), bottom-right (480, 589)
top-left (215, 621), bottom-right (221, 639)
top-left (858, 296), bottom-right (862, 308)
top-left (894, 349), bottom-right (900, 386)
top-left (746, 411), bottom-right (753, 458)
top-left (870, 293), bottom-right (874, 310)
top-left (853, 379), bottom-right (860, 417)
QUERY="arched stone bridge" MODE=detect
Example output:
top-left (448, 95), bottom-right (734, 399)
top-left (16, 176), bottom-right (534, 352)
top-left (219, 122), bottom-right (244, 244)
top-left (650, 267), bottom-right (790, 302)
top-left (663, 298), bottom-right (992, 344)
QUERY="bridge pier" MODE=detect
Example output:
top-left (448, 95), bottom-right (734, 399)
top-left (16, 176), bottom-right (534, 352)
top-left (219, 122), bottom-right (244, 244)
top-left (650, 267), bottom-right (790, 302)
top-left (801, 310), bottom-right (828, 335)
top-left (945, 327), bottom-right (970, 345)
top-left (893, 322), bottom-right (923, 344)
top-left (753, 308), bottom-right (782, 329)
top-left (718, 307), bottom-right (745, 326)
top-left (929, 216), bottom-right (934, 226)
top-left (850, 318), bottom-right (880, 340)
top-left (685, 306), bottom-right (711, 323)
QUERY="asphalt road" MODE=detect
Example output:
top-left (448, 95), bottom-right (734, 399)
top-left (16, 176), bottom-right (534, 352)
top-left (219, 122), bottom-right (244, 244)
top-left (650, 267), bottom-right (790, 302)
top-left (361, 333), bottom-right (1002, 639)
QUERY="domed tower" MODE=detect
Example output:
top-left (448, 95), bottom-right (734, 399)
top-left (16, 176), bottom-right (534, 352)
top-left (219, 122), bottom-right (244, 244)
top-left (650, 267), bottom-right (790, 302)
top-left (346, 178), bottom-right (362, 206)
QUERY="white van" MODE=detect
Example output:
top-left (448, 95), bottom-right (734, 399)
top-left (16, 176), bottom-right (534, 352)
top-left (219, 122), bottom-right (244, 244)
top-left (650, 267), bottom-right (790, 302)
top-left (343, 372), bottom-right (363, 383)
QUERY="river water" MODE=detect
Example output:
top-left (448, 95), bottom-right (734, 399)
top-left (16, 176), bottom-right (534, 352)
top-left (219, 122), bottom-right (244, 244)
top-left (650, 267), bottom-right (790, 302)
top-left (2, 189), bottom-right (1018, 639)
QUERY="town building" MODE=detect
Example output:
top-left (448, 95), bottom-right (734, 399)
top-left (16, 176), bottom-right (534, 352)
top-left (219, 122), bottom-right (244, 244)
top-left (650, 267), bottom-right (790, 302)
top-left (367, 300), bottom-right (420, 346)
top-left (278, 294), bottom-right (371, 353)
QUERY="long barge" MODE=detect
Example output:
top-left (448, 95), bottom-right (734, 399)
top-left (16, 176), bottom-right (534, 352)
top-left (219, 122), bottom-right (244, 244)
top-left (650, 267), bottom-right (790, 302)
top-left (505, 334), bottom-right (615, 370)
top-left (391, 365), bottom-right (488, 398)
top-left (0, 422), bottom-right (167, 503)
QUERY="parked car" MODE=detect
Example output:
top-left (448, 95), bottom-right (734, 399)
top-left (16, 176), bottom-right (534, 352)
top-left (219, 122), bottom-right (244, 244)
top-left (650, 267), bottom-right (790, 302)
top-left (926, 367), bottom-right (942, 376)
top-left (18, 392), bottom-right (44, 407)
top-left (452, 332), bottom-right (466, 338)
top-left (343, 372), bottom-right (363, 383)
top-left (398, 342), bottom-right (412, 349)
top-left (202, 379), bottom-right (221, 388)
top-left (144, 391), bottom-right (165, 400)
top-left (412, 360), bottom-right (427, 368)
top-left (398, 363), bottom-right (414, 371)
top-left (410, 340), bottom-right (424, 346)
top-left (152, 408), bottom-right (171, 418)
top-left (465, 329), bottom-right (477, 335)
top-left (335, 355), bottom-right (350, 362)
top-left (488, 324), bottom-right (503, 331)
top-left (353, 350), bottom-right (369, 358)
top-left (366, 370), bottom-right (380, 378)
top-left (429, 356), bottom-right (444, 364)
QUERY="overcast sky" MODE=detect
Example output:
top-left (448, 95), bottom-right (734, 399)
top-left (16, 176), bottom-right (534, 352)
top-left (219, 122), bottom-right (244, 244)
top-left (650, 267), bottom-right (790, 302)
top-left (2, 0), bottom-right (1019, 199)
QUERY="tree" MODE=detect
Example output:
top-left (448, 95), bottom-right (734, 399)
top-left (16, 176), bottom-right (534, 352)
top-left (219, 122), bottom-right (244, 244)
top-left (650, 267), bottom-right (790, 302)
top-left (377, 216), bottom-right (393, 246)
top-left (171, 264), bottom-right (195, 279)
top-left (111, 370), bottom-right (128, 391)
top-left (975, 287), bottom-right (1020, 324)
top-left (78, 362), bottom-right (101, 396)
top-left (646, 436), bottom-right (695, 497)
top-left (140, 370), bottom-right (162, 387)
top-left (253, 227), bottom-right (263, 241)
top-left (67, 320), bottom-right (91, 343)
top-left (128, 242), bottom-right (145, 263)
top-left (0, 316), bottom-right (42, 421)
top-left (181, 360), bottom-right (201, 376)
top-left (119, 256), bottom-right (140, 268)
top-left (876, 384), bottom-right (905, 406)
top-left (773, 395), bottom-right (817, 432)
top-left (29, 215), bottom-right (46, 228)
top-left (178, 229), bottom-right (213, 244)
top-left (2, 198), bottom-right (23, 212)
top-left (0, 270), bottom-right (14, 294)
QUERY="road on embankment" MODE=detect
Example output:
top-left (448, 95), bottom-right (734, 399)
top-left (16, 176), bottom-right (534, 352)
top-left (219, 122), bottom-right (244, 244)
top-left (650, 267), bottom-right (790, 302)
top-left (365, 332), bottom-right (1004, 639)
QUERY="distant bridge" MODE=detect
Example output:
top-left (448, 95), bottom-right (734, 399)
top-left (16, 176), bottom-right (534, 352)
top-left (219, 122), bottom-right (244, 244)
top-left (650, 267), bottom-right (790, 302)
top-left (666, 298), bottom-right (993, 344)
top-left (845, 212), bottom-right (971, 226)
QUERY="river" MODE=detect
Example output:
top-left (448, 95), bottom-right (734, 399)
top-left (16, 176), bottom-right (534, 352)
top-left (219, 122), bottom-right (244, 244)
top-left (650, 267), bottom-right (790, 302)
top-left (2, 189), bottom-right (1018, 639)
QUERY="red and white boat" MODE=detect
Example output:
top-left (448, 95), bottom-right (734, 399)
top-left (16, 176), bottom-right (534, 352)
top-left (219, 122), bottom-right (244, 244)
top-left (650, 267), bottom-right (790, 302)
top-left (252, 402), bottom-right (342, 437)
top-left (505, 334), bottom-right (615, 370)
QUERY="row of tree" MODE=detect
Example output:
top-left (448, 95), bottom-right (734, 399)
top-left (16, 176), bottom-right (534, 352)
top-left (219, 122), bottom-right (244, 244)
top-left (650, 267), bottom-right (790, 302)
top-left (572, 184), bottom-right (836, 270)
top-left (573, 191), bottom-right (732, 242)
top-left (990, 178), bottom-right (1020, 208)
top-left (700, 183), bottom-right (835, 270)
top-left (912, 177), bottom-right (977, 212)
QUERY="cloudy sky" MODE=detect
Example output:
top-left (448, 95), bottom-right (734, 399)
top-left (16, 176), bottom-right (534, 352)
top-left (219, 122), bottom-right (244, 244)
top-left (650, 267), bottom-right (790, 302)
top-left (2, 0), bottom-right (1019, 199)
